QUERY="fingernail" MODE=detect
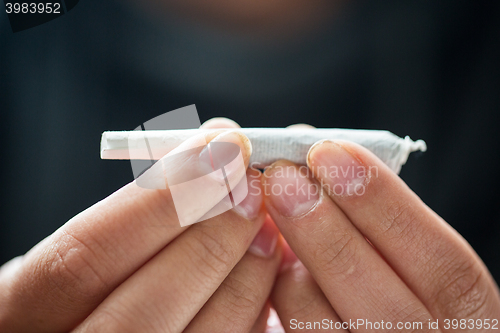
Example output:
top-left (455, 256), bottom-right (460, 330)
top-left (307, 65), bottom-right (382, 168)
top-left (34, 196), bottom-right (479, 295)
top-left (263, 161), bottom-right (320, 217)
top-left (248, 216), bottom-right (279, 258)
top-left (307, 140), bottom-right (369, 197)
top-left (161, 131), bottom-right (252, 227)
top-left (199, 131), bottom-right (252, 181)
top-left (200, 117), bottom-right (240, 129)
top-left (233, 169), bottom-right (263, 220)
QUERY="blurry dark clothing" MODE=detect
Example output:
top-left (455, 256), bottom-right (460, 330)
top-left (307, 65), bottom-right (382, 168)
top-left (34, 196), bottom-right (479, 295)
top-left (1, 1), bottom-right (499, 281)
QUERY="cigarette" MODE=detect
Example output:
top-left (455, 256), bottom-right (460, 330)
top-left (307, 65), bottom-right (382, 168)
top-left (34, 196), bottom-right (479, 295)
top-left (100, 128), bottom-right (426, 174)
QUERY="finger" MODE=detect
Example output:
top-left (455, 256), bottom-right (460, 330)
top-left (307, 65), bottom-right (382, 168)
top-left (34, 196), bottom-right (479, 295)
top-left (201, 117), bottom-right (241, 129)
top-left (262, 161), bottom-right (435, 327)
top-left (307, 140), bottom-right (500, 325)
top-left (184, 217), bottom-right (282, 333)
top-left (271, 250), bottom-right (347, 333)
top-left (249, 301), bottom-right (271, 333)
top-left (286, 124), bottom-right (315, 130)
top-left (75, 169), bottom-right (267, 333)
top-left (0, 131), bottom-right (252, 333)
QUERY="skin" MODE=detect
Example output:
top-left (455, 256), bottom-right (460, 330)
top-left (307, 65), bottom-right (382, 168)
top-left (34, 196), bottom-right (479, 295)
top-left (262, 125), bottom-right (500, 332)
top-left (5, 1), bottom-right (496, 330)
top-left (0, 118), bottom-right (498, 333)
top-left (0, 118), bottom-right (282, 333)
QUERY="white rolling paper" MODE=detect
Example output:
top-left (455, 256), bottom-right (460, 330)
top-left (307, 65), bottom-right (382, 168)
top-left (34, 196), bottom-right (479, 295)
top-left (100, 128), bottom-right (427, 174)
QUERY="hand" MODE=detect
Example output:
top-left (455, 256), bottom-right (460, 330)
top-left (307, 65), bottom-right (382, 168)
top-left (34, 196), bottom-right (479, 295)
top-left (265, 136), bottom-right (500, 332)
top-left (0, 118), bottom-right (282, 333)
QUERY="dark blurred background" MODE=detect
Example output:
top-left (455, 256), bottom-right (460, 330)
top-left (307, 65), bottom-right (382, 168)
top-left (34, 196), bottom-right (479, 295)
top-left (1, 0), bottom-right (499, 282)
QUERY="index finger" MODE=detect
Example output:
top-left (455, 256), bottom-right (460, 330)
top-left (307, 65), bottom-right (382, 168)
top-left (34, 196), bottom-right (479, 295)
top-left (307, 140), bottom-right (500, 325)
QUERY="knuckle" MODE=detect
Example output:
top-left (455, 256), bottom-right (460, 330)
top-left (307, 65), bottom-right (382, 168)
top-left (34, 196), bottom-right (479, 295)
top-left (285, 289), bottom-right (320, 319)
top-left (219, 274), bottom-right (261, 321)
top-left (41, 232), bottom-right (109, 304)
top-left (389, 301), bottom-right (432, 331)
top-left (186, 227), bottom-right (236, 279)
top-left (288, 301), bottom-right (317, 320)
top-left (431, 258), bottom-right (489, 318)
top-left (315, 231), bottom-right (360, 279)
top-left (379, 200), bottom-right (419, 241)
